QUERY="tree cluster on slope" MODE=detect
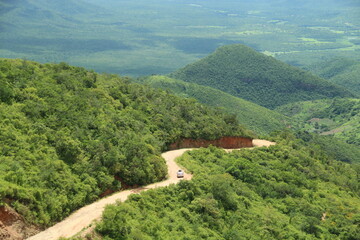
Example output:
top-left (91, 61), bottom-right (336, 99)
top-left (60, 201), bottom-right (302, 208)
top-left (137, 75), bottom-right (288, 136)
top-left (96, 133), bottom-right (360, 240)
top-left (170, 44), bottom-right (354, 109)
top-left (0, 59), bottom-right (249, 226)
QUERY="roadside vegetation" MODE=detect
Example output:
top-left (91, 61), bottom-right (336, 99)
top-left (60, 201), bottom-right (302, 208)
top-left (0, 59), bottom-right (250, 226)
top-left (95, 132), bottom-right (360, 239)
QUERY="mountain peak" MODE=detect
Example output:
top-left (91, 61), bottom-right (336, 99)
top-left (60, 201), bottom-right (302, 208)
top-left (170, 44), bottom-right (354, 109)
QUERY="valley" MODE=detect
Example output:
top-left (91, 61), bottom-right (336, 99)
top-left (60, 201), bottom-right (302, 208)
top-left (0, 0), bottom-right (359, 76)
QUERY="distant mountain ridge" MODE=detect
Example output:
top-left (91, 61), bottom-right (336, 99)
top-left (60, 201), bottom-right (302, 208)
top-left (0, 0), bottom-right (107, 35)
top-left (170, 44), bottom-right (355, 109)
top-left (1, 0), bottom-right (101, 18)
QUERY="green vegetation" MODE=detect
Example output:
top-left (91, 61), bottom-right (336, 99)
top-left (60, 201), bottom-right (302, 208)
top-left (137, 75), bottom-right (287, 135)
top-left (0, 59), bottom-right (249, 226)
top-left (276, 98), bottom-right (360, 145)
top-left (170, 44), bottom-right (354, 109)
top-left (96, 132), bottom-right (360, 239)
top-left (1, 1), bottom-right (359, 237)
top-left (305, 58), bottom-right (360, 95)
top-left (1, 0), bottom-right (359, 76)
top-left (295, 132), bottom-right (360, 163)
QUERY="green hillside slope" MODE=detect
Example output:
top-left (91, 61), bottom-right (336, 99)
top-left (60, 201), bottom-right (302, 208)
top-left (0, 59), bottom-right (250, 226)
top-left (276, 98), bottom-right (360, 145)
top-left (295, 131), bottom-right (360, 164)
top-left (138, 75), bottom-right (287, 135)
top-left (97, 134), bottom-right (360, 240)
top-left (170, 44), bottom-right (355, 109)
top-left (331, 66), bottom-right (360, 96)
top-left (305, 58), bottom-right (360, 95)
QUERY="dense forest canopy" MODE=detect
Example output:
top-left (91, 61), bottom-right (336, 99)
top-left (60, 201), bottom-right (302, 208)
top-left (276, 98), bottom-right (360, 146)
top-left (0, 58), bottom-right (250, 226)
top-left (137, 75), bottom-right (288, 135)
top-left (170, 44), bottom-right (355, 109)
top-left (305, 58), bottom-right (360, 96)
top-left (96, 132), bottom-right (360, 239)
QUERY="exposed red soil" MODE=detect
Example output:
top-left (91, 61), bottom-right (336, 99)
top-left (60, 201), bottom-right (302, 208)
top-left (0, 206), bottom-right (39, 240)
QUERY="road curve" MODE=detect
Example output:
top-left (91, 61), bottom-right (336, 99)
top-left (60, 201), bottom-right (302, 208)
top-left (27, 139), bottom-right (275, 240)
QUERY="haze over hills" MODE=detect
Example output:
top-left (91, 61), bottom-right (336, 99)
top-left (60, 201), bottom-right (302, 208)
top-left (138, 75), bottom-right (288, 135)
top-left (1, 0), bottom-right (359, 75)
top-left (170, 44), bottom-right (355, 109)
top-left (0, 0), bottom-right (101, 20)
top-left (0, 0), bottom-right (102, 31)
top-left (0, 0), bottom-right (120, 55)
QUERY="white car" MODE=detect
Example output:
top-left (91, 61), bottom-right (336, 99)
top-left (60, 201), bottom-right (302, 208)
top-left (177, 170), bottom-right (184, 178)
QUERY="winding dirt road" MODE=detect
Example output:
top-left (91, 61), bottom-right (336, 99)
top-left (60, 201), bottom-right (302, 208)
top-left (27, 139), bottom-right (274, 240)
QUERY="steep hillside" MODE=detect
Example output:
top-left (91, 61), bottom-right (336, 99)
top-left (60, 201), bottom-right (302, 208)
top-left (276, 98), bottom-right (360, 145)
top-left (331, 66), bottom-right (360, 96)
top-left (138, 75), bottom-right (288, 135)
top-left (295, 131), bottom-right (360, 164)
top-left (0, 59), bottom-right (250, 227)
top-left (305, 58), bottom-right (360, 95)
top-left (96, 133), bottom-right (360, 239)
top-left (170, 44), bottom-right (354, 109)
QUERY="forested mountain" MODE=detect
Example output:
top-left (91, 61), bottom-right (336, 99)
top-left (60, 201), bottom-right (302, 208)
top-left (137, 75), bottom-right (287, 135)
top-left (96, 133), bottom-right (360, 240)
top-left (170, 44), bottom-right (355, 109)
top-left (0, 59), bottom-right (250, 226)
top-left (305, 58), bottom-right (360, 95)
top-left (276, 98), bottom-right (360, 145)
top-left (1, 1), bottom-right (359, 239)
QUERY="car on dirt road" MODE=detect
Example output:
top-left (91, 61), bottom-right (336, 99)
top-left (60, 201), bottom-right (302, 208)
top-left (177, 170), bottom-right (184, 178)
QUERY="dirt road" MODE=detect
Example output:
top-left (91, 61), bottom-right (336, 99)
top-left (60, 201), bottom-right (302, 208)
top-left (27, 140), bottom-right (274, 240)
top-left (252, 139), bottom-right (276, 147)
